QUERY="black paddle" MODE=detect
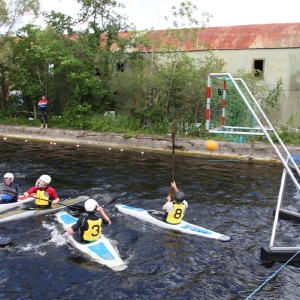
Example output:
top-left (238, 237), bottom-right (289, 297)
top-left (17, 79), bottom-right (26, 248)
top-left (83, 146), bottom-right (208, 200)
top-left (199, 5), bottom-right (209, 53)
top-left (169, 120), bottom-right (177, 201)
top-left (67, 192), bottom-right (127, 212)
top-left (19, 196), bottom-right (83, 211)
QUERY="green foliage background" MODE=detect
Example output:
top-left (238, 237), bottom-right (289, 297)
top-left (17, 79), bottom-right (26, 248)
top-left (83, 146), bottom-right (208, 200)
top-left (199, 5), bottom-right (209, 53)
top-left (0, 0), bottom-right (296, 144)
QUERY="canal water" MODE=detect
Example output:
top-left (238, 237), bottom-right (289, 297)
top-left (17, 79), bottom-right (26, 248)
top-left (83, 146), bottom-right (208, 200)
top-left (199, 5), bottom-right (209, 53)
top-left (0, 138), bottom-right (300, 299)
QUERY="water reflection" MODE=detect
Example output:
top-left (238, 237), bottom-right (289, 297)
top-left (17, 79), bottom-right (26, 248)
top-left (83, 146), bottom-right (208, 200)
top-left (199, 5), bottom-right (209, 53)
top-left (0, 138), bottom-right (300, 299)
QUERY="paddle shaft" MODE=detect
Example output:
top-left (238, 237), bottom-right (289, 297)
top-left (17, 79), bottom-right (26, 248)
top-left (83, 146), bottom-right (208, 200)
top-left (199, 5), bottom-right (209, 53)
top-left (169, 120), bottom-right (177, 200)
top-left (28, 197), bottom-right (71, 207)
top-left (102, 192), bottom-right (127, 208)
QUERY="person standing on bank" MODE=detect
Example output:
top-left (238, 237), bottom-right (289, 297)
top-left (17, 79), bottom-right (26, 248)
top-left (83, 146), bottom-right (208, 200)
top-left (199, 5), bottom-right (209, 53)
top-left (0, 173), bottom-right (20, 203)
top-left (23, 175), bottom-right (60, 208)
top-left (66, 199), bottom-right (112, 243)
top-left (162, 181), bottom-right (188, 224)
top-left (38, 95), bottom-right (49, 129)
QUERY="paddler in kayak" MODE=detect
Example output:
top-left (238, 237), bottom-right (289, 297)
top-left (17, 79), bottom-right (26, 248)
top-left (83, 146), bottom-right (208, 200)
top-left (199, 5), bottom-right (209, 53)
top-left (65, 199), bottom-right (112, 243)
top-left (23, 175), bottom-right (60, 208)
top-left (162, 181), bottom-right (188, 225)
top-left (0, 173), bottom-right (20, 203)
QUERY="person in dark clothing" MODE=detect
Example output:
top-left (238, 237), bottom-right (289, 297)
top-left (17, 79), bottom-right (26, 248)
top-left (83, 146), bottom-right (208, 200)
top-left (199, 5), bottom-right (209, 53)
top-left (66, 199), bottom-right (112, 243)
top-left (0, 173), bottom-right (19, 203)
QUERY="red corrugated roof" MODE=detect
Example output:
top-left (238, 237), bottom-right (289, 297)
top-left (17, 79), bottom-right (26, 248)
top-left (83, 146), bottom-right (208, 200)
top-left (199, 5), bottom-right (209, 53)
top-left (144, 23), bottom-right (300, 51)
top-left (58, 23), bottom-right (300, 52)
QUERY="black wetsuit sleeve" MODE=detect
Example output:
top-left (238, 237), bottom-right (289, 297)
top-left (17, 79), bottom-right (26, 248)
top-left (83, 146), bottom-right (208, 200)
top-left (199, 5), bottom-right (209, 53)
top-left (95, 212), bottom-right (108, 225)
top-left (71, 214), bottom-right (86, 232)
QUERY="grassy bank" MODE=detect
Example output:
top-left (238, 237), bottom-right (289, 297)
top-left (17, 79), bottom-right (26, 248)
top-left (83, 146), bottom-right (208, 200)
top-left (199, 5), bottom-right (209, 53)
top-left (1, 113), bottom-right (299, 146)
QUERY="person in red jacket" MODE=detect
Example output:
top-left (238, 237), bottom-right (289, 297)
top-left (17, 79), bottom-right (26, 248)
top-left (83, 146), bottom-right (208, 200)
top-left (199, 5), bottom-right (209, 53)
top-left (23, 175), bottom-right (60, 208)
top-left (38, 95), bottom-right (49, 129)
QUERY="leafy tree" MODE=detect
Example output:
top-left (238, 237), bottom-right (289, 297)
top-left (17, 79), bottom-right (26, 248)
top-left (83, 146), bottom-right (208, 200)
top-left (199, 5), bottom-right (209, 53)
top-left (0, 0), bottom-right (40, 110)
top-left (70, 0), bottom-right (134, 111)
top-left (110, 1), bottom-right (221, 126)
top-left (10, 25), bottom-right (61, 116)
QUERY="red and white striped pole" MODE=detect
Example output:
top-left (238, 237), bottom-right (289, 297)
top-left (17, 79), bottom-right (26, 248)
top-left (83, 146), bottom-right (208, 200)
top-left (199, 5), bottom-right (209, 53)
top-left (206, 74), bottom-right (211, 133)
top-left (221, 80), bottom-right (227, 127)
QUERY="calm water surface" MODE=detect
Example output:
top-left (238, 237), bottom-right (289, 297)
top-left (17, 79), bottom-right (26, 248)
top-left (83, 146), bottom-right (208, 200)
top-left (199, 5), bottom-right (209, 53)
top-left (0, 139), bottom-right (300, 300)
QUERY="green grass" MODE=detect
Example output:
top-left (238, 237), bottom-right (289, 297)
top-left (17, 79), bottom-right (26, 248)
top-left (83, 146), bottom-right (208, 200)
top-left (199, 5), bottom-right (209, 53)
top-left (1, 113), bottom-right (300, 145)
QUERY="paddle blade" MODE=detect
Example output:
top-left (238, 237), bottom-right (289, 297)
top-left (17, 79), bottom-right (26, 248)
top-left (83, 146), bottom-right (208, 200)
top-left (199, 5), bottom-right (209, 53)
top-left (171, 120), bottom-right (177, 142)
top-left (169, 187), bottom-right (176, 201)
top-left (67, 203), bottom-right (86, 212)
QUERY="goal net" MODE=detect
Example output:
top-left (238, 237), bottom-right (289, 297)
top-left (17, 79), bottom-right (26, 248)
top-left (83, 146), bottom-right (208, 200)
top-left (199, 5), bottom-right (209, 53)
top-left (206, 73), bottom-right (271, 143)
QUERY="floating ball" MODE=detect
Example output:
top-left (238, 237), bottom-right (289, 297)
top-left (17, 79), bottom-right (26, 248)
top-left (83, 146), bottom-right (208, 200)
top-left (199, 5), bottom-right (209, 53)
top-left (205, 140), bottom-right (219, 151)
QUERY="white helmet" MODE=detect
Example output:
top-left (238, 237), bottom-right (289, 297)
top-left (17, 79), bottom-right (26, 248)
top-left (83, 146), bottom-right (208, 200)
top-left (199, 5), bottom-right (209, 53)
top-left (36, 174), bottom-right (51, 188)
top-left (85, 199), bottom-right (99, 212)
top-left (4, 173), bottom-right (14, 182)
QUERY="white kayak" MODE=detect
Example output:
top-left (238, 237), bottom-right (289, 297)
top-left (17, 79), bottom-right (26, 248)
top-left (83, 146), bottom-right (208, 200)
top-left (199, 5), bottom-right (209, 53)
top-left (56, 211), bottom-right (127, 271)
top-left (115, 204), bottom-right (231, 242)
top-left (0, 196), bottom-right (89, 223)
top-left (0, 194), bottom-right (36, 214)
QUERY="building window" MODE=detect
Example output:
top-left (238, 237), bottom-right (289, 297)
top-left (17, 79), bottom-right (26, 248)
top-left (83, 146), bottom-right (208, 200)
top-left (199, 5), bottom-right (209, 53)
top-left (254, 59), bottom-right (264, 77)
top-left (117, 63), bottom-right (124, 72)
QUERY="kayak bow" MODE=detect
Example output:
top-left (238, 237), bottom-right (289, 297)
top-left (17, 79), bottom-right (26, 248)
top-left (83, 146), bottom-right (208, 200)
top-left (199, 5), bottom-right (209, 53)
top-left (0, 196), bottom-right (89, 223)
top-left (0, 194), bottom-right (36, 214)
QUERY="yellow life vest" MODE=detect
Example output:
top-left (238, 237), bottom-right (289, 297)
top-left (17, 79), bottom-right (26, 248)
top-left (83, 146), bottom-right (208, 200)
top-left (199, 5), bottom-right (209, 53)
top-left (166, 202), bottom-right (185, 225)
top-left (82, 218), bottom-right (102, 242)
top-left (35, 190), bottom-right (50, 206)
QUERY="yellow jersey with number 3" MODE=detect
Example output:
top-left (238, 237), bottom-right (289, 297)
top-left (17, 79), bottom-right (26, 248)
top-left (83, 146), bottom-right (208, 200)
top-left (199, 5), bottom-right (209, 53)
top-left (83, 218), bottom-right (102, 242)
top-left (166, 202), bottom-right (185, 224)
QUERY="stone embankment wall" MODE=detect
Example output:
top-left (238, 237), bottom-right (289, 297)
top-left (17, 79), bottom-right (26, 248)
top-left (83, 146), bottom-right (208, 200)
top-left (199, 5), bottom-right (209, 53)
top-left (0, 124), bottom-right (299, 164)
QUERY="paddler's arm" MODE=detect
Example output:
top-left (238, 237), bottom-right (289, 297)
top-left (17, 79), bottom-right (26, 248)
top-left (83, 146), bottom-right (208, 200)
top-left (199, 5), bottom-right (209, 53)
top-left (171, 181), bottom-right (179, 193)
top-left (66, 217), bottom-right (82, 235)
top-left (97, 206), bottom-right (112, 225)
top-left (162, 197), bottom-right (172, 210)
top-left (51, 197), bottom-right (60, 204)
top-left (48, 187), bottom-right (60, 204)
top-left (163, 181), bottom-right (179, 209)
top-left (23, 187), bottom-right (37, 197)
